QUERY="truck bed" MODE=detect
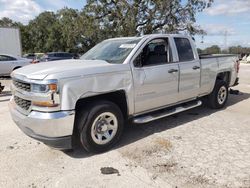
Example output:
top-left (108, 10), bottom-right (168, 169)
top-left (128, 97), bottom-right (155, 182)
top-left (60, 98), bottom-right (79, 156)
top-left (199, 53), bottom-right (238, 92)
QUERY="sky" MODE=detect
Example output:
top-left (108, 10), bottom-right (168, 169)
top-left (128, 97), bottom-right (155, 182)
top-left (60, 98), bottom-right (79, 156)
top-left (0, 0), bottom-right (250, 49)
top-left (195, 0), bottom-right (250, 49)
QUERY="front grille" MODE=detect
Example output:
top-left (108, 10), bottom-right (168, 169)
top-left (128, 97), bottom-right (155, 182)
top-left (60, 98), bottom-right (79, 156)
top-left (14, 96), bottom-right (31, 111)
top-left (13, 80), bottom-right (31, 92)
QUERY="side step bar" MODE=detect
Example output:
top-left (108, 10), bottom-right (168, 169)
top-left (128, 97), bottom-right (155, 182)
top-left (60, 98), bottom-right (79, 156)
top-left (133, 100), bottom-right (202, 124)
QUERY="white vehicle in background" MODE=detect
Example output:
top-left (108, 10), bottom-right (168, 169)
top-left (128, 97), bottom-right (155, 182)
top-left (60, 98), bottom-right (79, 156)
top-left (0, 27), bottom-right (22, 57)
top-left (0, 54), bottom-right (31, 76)
top-left (247, 55), bottom-right (250, 63)
top-left (240, 54), bottom-right (250, 64)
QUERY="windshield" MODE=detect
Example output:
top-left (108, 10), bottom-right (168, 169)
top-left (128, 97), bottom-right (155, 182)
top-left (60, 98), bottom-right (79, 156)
top-left (80, 38), bottom-right (141, 64)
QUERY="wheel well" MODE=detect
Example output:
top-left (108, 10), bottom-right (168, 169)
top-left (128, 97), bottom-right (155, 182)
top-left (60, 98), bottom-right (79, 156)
top-left (72, 90), bottom-right (128, 147)
top-left (216, 72), bottom-right (230, 86)
top-left (75, 90), bottom-right (128, 119)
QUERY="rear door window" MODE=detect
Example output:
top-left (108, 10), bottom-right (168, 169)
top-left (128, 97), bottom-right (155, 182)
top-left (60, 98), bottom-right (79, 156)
top-left (174, 38), bottom-right (194, 62)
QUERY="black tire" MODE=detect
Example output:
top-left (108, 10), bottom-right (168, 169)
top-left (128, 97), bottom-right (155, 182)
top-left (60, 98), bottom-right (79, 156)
top-left (207, 80), bottom-right (228, 109)
top-left (76, 100), bottom-right (124, 153)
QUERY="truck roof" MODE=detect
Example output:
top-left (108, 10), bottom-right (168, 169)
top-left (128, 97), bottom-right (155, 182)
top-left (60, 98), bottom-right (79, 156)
top-left (105, 34), bottom-right (192, 41)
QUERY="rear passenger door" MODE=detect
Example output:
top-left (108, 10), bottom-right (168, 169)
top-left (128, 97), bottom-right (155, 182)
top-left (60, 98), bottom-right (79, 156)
top-left (174, 37), bottom-right (201, 101)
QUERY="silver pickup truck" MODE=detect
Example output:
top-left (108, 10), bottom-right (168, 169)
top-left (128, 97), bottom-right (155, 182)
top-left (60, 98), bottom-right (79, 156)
top-left (9, 34), bottom-right (240, 153)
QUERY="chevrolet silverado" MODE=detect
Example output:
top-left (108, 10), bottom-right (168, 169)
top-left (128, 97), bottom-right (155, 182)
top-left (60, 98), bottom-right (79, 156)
top-left (9, 34), bottom-right (239, 153)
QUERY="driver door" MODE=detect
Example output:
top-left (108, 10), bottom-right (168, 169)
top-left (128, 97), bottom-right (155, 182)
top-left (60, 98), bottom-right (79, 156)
top-left (132, 38), bottom-right (179, 114)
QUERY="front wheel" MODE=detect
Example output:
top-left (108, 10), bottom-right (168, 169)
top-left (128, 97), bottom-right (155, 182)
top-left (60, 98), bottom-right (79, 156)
top-left (77, 101), bottom-right (124, 153)
top-left (207, 80), bottom-right (228, 109)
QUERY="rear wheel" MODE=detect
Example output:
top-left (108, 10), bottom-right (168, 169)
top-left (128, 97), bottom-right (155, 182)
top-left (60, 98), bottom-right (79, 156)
top-left (207, 80), bottom-right (228, 109)
top-left (76, 101), bottom-right (124, 153)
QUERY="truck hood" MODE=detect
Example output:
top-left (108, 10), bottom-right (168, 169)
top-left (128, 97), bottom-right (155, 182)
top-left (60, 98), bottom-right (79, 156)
top-left (13, 59), bottom-right (129, 80)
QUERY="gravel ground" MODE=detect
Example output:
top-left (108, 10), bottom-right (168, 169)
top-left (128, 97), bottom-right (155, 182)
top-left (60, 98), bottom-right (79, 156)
top-left (0, 64), bottom-right (250, 188)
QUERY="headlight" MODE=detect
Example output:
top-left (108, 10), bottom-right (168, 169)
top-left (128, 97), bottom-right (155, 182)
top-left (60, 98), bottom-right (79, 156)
top-left (31, 83), bottom-right (57, 93)
top-left (31, 84), bottom-right (48, 93)
top-left (31, 82), bottom-right (59, 108)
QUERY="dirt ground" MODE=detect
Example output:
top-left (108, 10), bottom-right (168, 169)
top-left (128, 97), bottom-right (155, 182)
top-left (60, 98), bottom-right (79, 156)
top-left (0, 64), bottom-right (250, 188)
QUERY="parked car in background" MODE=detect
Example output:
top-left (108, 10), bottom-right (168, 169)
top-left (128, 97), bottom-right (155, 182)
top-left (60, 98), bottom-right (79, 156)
top-left (247, 55), bottom-right (250, 63)
top-left (23, 53), bottom-right (45, 64)
top-left (23, 53), bottom-right (44, 60)
top-left (0, 54), bottom-right (31, 76)
top-left (40, 52), bottom-right (74, 62)
top-left (23, 53), bottom-right (36, 60)
top-left (240, 54), bottom-right (250, 64)
top-left (0, 82), bottom-right (4, 93)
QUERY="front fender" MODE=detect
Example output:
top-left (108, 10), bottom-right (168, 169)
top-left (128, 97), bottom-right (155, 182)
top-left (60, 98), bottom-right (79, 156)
top-left (59, 71), bottom-right (134, 114)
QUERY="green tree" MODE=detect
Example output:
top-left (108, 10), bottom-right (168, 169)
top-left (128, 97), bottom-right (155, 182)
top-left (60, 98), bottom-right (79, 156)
top-left (203, 45), bottom-right (221, 54)
top-left (75, 11), bottom-right (102, 53)
top-left (28, 11), bottom-right (58, 52)
top-left (0, 17), bottom-right (21, 27)
top-left (228, 46), bottom-right (250, 54)
top-left (56, 8), bottom-right (80, 52)
top-left (197, 48), bottom-right (203, 54)
top-left (23, 8), bottom-right (98, 54)
top-left (1, 0), bottom-right (215, 55)
top-left (84, 0), bottom-right (213, 37)
top-left (19, 24), bottom-right (31, 53)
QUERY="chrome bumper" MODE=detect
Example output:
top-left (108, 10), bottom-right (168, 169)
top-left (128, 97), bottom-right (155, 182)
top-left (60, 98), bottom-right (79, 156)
top-left (9, 98), bottom-right (75, 149)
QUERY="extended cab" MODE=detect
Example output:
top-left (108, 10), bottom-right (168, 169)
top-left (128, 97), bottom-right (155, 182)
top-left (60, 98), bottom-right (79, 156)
top-left (9, 34), bottom-right (240, 153)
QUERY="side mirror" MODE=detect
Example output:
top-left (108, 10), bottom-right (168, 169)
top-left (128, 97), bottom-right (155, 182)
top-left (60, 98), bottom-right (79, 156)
top-left (134, 53), bottom-right (143, 67)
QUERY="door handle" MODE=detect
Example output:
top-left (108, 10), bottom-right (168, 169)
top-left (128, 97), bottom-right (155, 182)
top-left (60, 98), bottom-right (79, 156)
top-left (168, 69), bottom-right (178, 73)
top-left (192, 66), bottom-right (200, 70)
